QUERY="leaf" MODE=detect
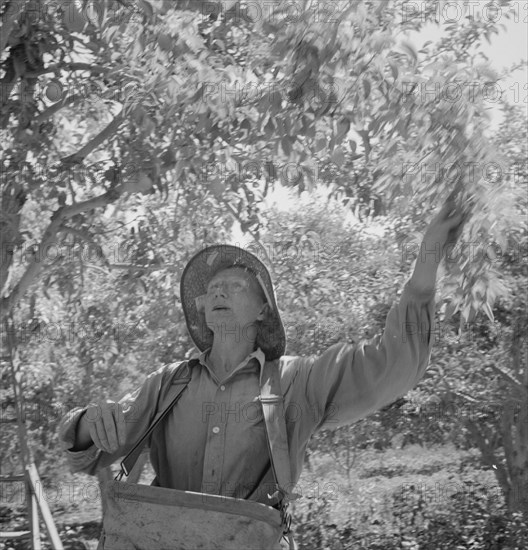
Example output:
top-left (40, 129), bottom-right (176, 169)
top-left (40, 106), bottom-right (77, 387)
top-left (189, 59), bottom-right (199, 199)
top-left (303, 118), bottom-right (316, 138)
top-left (174, 159), bottom-right (185, 180)
top-left (331, 147), bottom-right (345, 167)
top-left (138, 0), bottom-right (154, 18)
top-left (264, 116), bottom-right (274, 137)
top-left (483, 302), bottom-right (494, 323)
top-left (388, 60), bottom-right (398, 81)
top-left (395, 40), bottom-right (418, 65)
top-left (142, 116), bottom-right (156, 135)
top-left (443, 301), bottom-right (458, 322)
top-left (132, 105), bottom-right (146, 125)
top-left (125, 172), bottom-right (153, 194)
top-left (157, 33), bottom-right (172, 51)
top-left (240, 119), bottom-right (251, 133)
top-left (281, 136), bottom-right (291, 156)
top-left (363, 79), bottom-right (371, 100)
top-left (315, 137), bottom-right (326, 152)
top-left (210, 176), bottom-right (224, 199)
top-left (336, 117), bottom-right (350, 140)
top-left (63, 1), bottom-right (87, 33)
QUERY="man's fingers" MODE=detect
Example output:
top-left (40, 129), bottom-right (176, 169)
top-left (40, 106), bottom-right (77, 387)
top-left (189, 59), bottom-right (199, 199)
top-left (101, 406), bottom-right (120, 452)
top-left (89, 422), bottom-right (110, 453)
top-left (85, 402), bottom-right (125, 453)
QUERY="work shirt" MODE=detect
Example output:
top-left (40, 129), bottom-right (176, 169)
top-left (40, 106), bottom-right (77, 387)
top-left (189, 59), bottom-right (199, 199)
top-left (58, 279), bottom-right (435, 505)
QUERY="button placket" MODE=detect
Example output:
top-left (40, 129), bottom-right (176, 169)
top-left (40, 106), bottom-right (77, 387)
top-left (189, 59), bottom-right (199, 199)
top-left (201, 383), bottom-right (230, 494)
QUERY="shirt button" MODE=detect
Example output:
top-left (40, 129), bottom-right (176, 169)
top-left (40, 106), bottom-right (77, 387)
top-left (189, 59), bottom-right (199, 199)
top-left (212, 426), bottom-right (220, 434)
top-left (220, 385), bottom-right (226, 391)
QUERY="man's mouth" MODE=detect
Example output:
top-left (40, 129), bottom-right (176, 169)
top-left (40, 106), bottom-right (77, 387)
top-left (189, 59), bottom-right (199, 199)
top-left (213, 305), bottom-right (230, 311)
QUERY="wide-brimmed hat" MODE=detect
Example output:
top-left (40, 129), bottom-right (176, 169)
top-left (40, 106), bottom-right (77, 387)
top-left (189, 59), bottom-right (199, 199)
top-left (180, 245), bottom-right (286, 361)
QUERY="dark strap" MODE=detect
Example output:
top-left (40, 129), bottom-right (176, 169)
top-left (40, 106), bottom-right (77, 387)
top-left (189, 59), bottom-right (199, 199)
top-left (116, 362), bottom-right (191, 480)
top-left (259, 359), bottom-right (299, 505)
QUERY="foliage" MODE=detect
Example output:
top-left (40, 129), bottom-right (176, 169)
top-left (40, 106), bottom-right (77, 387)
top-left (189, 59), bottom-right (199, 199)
top-left (1, 0), bottom-right (523, 330)
top-left (293, 449), bottom-right (528, 549)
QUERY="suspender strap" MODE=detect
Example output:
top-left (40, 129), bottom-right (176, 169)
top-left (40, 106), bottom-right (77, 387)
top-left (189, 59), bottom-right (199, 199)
top-left (259, 359), bottom-right (299, 505)
top-left (116, 362), bottom-right (191, 480)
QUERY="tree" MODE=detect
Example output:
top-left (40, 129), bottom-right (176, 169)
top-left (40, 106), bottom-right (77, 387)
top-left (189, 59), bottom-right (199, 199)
top-left (406, 102), bottom-right (527, 517)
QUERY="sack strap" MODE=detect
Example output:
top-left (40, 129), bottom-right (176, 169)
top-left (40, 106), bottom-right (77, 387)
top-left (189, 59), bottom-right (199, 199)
top-left (116, 361), bottom-right (192, 480)
top-left (259, 359), bottom-right (299, 545)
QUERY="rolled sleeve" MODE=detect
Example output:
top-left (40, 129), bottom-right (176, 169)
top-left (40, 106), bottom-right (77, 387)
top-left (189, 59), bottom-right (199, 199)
top-left (57, 365), bottom-right (167, 476)
top-left (304, 278), bottom-right (435, 431)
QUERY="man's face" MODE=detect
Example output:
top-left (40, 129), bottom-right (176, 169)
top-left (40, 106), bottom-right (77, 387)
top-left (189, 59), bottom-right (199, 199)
top-left (203, 267), bottom-right (267, 337)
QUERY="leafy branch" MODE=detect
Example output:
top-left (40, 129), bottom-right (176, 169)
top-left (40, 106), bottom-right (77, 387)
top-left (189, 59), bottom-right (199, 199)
top-left (1, 191), bottom-right (122, 322)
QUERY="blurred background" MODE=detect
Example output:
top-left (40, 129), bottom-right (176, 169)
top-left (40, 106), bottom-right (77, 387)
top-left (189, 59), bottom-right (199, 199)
top-left (1, 0), bottom-right (526, 548)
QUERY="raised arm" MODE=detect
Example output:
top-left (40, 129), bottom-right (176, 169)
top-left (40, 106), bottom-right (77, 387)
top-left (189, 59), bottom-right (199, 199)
top-left (286, 200), bottom-right (467, 434)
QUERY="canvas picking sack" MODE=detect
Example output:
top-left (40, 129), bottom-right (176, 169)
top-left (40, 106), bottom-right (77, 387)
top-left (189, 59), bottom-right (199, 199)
top-left (98, 360), bottom-right (297, 549)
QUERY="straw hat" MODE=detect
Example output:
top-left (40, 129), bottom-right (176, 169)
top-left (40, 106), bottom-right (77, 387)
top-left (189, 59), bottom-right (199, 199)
top-left (180, 245), bottom-right (286, 361)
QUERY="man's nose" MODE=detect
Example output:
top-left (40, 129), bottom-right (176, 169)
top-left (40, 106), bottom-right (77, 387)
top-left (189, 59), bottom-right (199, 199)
top-left (213, 282), bottom-right (228, 296)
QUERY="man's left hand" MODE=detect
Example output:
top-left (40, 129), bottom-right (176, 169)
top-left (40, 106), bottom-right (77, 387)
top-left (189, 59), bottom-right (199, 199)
top-left (410, 199), bottom-right (469, 293)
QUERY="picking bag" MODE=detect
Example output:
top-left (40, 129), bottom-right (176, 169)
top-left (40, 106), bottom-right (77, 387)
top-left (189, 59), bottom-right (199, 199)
top-left (102, 483), bottom-right (284, 549)
top-left (98, 360), bottom-right (297, 549)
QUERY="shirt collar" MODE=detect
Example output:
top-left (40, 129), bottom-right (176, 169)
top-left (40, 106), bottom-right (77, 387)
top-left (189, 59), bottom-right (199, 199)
top-left (196, 347), bottom-right (265, 372)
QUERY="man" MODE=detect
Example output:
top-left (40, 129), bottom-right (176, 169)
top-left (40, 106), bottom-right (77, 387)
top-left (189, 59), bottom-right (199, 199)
top-left (59, 200), bottom-right (466, 548)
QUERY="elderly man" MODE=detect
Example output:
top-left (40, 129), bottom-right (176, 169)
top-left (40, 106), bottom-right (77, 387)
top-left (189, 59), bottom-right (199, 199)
top-left (59, 201), bottom-right (466, 548)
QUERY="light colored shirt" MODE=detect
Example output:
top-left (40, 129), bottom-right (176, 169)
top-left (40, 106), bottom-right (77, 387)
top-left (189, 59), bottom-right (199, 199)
top-left (58, 279), bottom-right (435, 506)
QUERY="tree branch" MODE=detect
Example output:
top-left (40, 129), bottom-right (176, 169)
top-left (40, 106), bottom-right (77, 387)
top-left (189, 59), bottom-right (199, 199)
top-left (221, 198), bottom-right (274, 272)
top-left (0, 0), bottom-right (30, 53)
top-left (0, 191), bottom-right (121, 322)
top-left (84, 263), bottom-right (178, 273)
top-left (464, 418), bottom-right (511, 500)
top-left (60, 113), bottom-right (124, 166)
top-left (26, 63), bottom-right (110, 78)
top-left (35, 94), bottom-right (86, 123)
top-left (489, 363), bottom-right (525, 397)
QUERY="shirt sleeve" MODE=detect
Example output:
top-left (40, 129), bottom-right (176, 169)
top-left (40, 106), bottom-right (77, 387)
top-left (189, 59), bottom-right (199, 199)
top-left (297, 278), bottom-right (436, 432)
top-left (57, 365), bottom-right (167, 476)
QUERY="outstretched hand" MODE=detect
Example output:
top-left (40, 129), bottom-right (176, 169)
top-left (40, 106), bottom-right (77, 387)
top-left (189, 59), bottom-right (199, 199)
top-left (410, 197), bottom-right (470, 293)
top-left (422, 198), bottom-right (469, 259)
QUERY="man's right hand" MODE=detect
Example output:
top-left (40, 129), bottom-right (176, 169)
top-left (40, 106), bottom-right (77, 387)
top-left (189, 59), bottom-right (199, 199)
top-left (73, 400), bottom-right (127, 453)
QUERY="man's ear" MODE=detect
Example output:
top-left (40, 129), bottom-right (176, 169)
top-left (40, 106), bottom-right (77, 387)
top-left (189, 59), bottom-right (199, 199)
top-left (256, 302), bottom-right (270, 321)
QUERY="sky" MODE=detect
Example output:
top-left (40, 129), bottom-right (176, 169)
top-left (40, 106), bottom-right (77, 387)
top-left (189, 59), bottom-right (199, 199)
top-left (409, 3), bottom-right (528, 129)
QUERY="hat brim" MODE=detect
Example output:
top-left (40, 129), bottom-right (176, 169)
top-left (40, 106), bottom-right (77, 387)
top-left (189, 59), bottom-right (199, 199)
top-left (180, 245), bottom-right (286, 361)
